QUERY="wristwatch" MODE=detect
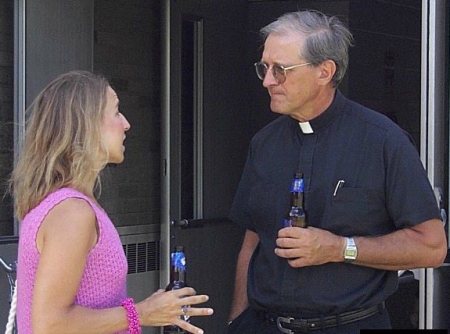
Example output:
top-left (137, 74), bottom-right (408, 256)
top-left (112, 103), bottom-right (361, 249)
top-left (344, 237), bottom-right (357, 262)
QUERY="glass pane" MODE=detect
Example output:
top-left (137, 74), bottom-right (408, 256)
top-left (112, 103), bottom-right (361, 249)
top-left (93, 0), bottom-right (161, 228)
top-left (348, 1), bottom-right (422, 148)
top-left (180, 19), bottom-right (195, 220)
top-left (0, 0), bottom-right (15, 236)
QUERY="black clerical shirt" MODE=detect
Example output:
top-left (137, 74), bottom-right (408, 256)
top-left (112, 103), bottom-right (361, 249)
top-left (230, 91), bottom-right (440, 316)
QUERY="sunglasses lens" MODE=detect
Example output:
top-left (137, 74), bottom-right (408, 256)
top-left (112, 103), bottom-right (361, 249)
top-left (255, 62), bottom-right (267, 80)
top-left (254, 62), bottom-right (286, 84)
top-left (272, 65), bottom-right (286, 84)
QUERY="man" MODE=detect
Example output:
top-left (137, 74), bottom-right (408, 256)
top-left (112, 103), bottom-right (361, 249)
top-left (227, 10), bottom-right (447, 334)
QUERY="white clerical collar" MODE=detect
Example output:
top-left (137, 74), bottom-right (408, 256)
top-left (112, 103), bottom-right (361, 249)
top-left (298, 121), bottom-right (314, 134)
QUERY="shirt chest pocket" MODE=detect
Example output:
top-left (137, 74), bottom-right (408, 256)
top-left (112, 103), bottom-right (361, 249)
top-left (327, 187), bottom-right (389, 235)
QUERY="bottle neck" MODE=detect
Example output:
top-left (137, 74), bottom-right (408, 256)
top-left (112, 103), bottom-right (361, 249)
top-left (168, 249), bottom-right (187, 289)
top-left (170, 267), bottom-right (186, 282)
top-left (291, 191), bottom-right (304, 207)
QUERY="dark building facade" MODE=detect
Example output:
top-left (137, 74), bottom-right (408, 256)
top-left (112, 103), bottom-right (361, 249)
top-left (0, 1), bottom-right (449, 333)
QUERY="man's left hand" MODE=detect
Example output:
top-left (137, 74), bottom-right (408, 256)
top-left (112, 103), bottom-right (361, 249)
top-left (275, 226), bottom-right (345, 267)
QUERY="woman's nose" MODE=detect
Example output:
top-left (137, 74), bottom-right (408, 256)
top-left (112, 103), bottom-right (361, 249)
top-left (123, 115), bottom-right (131, 131)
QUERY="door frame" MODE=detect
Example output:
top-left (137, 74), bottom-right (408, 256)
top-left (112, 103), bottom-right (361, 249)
top-left (419, 0), bottom-right (447, 329)
top-left (13, 0), bottom-right (25, 236)
top-left (161, 0), bottom-right (171, 288)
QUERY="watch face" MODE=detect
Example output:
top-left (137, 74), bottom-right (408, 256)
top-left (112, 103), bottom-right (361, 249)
top-left (344, 238), bottom-right (357, 261)
top-left (345, 249), bottom-right (357, 259)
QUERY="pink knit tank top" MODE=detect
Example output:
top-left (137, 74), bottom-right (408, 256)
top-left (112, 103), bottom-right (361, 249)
top-left (17, 188), bottom-right (128, 333)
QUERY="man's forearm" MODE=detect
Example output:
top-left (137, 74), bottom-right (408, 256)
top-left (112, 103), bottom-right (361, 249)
top-left (228, 230), bottom-right (259, 321)
top-left (353, 219), bottom-right (447, 270)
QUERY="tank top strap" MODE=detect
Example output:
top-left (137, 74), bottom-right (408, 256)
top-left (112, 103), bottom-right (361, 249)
top-left (34, 187), bottom-right (102, 222)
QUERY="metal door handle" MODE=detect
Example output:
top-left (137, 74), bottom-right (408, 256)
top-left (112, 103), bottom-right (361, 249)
top-left (171, 217), bottom-right (231, 229)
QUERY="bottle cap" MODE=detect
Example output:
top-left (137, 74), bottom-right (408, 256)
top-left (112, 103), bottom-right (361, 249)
top-left (295, 172), bottom-right (303, 179)
top-left (174, 245), bottom-right (184, 252)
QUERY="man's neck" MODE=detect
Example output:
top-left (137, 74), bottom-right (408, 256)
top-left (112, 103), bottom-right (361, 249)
top-left (292, 88), bottom-right (336, 122)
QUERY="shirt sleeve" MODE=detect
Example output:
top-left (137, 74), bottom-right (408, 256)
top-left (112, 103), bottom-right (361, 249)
top-left (229, 144), bottom-right (257, 232)
top-left (384, 128), bottom-right (441, 228)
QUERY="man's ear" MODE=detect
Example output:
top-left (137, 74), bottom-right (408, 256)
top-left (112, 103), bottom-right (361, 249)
top-left (317, 60), bottom-right (336, 85)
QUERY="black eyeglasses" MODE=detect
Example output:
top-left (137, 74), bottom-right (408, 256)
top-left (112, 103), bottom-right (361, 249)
top-left (254, 61), bottom-right (312, 84)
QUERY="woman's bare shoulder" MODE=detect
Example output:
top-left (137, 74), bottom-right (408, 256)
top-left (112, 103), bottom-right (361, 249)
top-left (38, 197), bottom-right (97, 252)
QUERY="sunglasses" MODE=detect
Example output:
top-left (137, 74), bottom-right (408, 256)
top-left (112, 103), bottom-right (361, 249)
top-left (254, 61), bottom-right (312, 84)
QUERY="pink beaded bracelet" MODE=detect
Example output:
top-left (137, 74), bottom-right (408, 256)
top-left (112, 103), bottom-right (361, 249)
top-left (121, 297), bottom-right (142, 334)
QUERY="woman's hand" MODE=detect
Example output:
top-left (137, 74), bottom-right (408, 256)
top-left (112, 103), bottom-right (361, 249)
top-left (136, 287), bottom-right (213, 334)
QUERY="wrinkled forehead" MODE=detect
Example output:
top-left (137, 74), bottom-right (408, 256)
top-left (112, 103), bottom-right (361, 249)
top-left (262, 33), bottom-right (306, 62)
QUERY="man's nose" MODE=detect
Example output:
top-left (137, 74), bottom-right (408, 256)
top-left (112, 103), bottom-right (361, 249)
top-left (262, 68), bottom-right (278, 87)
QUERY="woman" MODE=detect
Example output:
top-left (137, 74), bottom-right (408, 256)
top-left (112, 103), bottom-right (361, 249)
top-left (10, 71), bottom-right (213, 334)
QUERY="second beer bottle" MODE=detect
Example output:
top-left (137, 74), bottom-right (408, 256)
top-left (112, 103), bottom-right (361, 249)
top-left (282, 172), bottom-right (307, 228)
top-left (163, 245), bottom-right (188, 334)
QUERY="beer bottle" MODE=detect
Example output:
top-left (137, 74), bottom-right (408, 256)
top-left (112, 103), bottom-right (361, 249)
top-left (282, 172), bottom-right (307, 228)
top-left (166, 245), bottom-right (187, 291)
top-left (164, 246), bottom-right (188, 334)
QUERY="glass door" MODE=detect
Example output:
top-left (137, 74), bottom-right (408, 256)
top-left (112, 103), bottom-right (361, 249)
top-left (161, 1), bottom-right (250, 332)
top-left (160, 0), bottom-right (205, 288)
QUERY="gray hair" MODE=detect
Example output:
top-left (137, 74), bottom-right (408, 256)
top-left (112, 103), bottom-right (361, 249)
top-left (260, 10), bottom-right (353, 87)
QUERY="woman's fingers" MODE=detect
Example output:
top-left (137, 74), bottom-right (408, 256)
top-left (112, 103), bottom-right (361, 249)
top-left (189, 307), bottom-right (214, 317)
top-left (168, 288), bottom-right (209, 306)
top-left (171, 287), bottom-right (196, 297)
top-left (180, 305), bottom-right (214, 317)
top-left (173, 317), bottom-right (206, 334)
top-left (181, 294), bottom-right (209, 306)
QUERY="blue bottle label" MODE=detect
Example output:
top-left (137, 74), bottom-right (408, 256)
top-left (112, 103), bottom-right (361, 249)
top-left (282, 218), bottom-right (292, 228)
top-left (171, 251), bottom-right (186, 271)
top-left (291, 177), bottom-right (304, 193)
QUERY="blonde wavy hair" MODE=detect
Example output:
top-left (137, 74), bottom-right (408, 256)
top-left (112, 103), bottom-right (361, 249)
top-left (10, 70), bottom-right (110, 219)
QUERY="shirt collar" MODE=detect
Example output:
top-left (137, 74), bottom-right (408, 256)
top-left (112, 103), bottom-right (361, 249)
top-left (291, 90), bottom-right (345, 134)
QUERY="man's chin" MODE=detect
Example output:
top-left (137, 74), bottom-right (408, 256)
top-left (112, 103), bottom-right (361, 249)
top-left (270, 105), bottom-right (286, 115)
top-left (269, 100), bottom-right (287, 114)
